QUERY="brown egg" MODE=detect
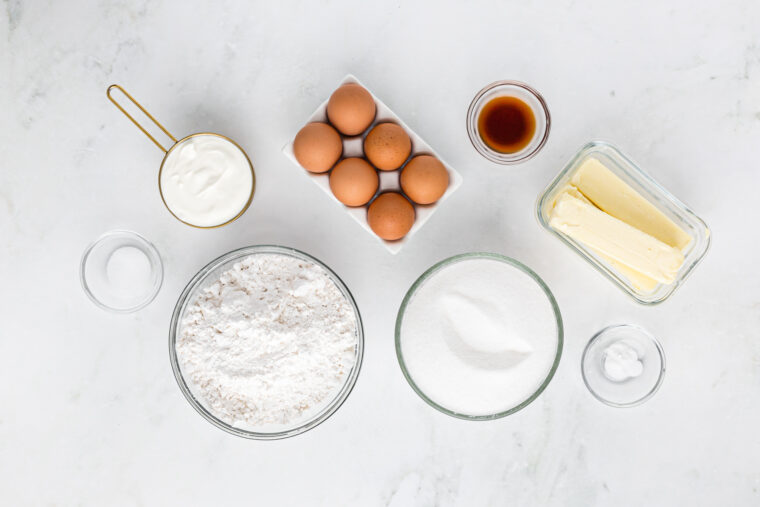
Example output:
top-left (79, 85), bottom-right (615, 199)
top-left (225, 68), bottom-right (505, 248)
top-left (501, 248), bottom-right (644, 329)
top-left (363, 123), bottom-right (412, 171)
top-left (327, 84), bottom-right (377, 136)
top-left (367, 192), bottom-right (415, 240)
top-left (329, 158), bottom-right (378, 207)
top-left (400, 155), bottom-right (450, 205)
top-left (293, 122), bottom-right (343, 173)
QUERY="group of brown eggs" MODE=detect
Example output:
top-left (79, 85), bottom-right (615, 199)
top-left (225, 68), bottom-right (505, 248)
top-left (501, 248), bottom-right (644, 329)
top-left (293, 83), bottom-right (450, 241)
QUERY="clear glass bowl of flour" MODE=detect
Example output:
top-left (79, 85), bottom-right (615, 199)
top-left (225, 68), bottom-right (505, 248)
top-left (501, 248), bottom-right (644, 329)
top-left (169, 245), bottom-right (364, 439)
top-left (396, 253), bottom-right (563, 420)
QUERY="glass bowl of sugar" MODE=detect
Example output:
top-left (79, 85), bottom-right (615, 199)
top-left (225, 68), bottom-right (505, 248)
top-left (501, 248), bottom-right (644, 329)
top-left (80, 230), bottom-right (163, 313)
top-left (395, 252), bottom-right (563, 420)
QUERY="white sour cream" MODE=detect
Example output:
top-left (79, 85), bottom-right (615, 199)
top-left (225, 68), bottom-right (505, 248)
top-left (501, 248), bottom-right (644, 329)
top-left (160, 134), bottom-right (253, 227)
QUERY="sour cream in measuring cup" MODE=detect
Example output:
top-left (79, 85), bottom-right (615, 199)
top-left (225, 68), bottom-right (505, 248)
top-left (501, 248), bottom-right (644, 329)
top-left (160, 134), bottom-right (254, 227)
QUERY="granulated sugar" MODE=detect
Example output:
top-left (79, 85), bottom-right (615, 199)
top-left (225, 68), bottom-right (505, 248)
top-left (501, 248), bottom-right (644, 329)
top-left (176, 253), bottom-right (358, 431)
top-left (399, 257), bottom-right (559, 415)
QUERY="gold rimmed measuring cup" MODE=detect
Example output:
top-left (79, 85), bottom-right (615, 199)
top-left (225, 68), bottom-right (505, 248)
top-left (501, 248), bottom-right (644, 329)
top-left (106, 84), bottom-right (256, 229)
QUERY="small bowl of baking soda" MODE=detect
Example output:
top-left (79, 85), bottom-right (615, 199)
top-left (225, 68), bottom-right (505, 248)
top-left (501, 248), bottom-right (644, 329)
top-left (581, 324), bottom-right (666, 407)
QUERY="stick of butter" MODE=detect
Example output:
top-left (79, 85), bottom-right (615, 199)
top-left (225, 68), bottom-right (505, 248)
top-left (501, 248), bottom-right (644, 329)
top-left (550, 185), bottom-right (659, 291)
top-left (571, 158), bottom-right (692, 250)
top-left (604, 256), bottom-right (659, 292)
top-left (549, 193), bottom-right (684, 284)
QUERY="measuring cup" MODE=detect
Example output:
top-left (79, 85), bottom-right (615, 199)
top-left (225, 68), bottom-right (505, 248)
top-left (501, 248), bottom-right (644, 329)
top-left (107, 84), bottom-right (256, 228)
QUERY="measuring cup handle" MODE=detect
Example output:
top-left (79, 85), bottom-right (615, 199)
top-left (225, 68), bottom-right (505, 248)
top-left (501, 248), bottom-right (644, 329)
top-left (106, 84), bottom-right (177, 153)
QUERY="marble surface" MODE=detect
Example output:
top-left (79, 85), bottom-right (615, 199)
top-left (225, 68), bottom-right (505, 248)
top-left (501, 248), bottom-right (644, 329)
top-left (1, 1), bottom-right (759, 505)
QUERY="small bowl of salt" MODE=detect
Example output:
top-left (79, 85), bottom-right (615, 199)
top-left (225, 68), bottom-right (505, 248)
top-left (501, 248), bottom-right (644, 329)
top-left (80, 230), bottom-right (163, 313)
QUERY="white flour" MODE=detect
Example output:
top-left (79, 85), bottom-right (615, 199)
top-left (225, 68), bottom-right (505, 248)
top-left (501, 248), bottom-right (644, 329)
top-left (176, 253), bottom-right (358, 431)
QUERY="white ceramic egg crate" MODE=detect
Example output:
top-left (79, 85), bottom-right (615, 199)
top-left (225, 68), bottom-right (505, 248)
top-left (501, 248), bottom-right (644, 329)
top-left (283, 74), bottom-right (463, 254)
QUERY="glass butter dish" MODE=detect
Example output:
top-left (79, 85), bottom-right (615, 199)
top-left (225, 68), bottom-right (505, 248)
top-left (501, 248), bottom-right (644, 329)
top-left (536, 141), bottom-right (710, 305)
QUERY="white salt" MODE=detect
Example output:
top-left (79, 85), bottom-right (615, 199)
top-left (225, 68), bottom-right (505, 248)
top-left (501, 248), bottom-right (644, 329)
top-left (106, 246), bottom-right (152, 297)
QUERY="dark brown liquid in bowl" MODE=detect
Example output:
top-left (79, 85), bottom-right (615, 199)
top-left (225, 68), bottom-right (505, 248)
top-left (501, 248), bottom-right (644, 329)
top-left (477, 96), bottom-right (536, 154)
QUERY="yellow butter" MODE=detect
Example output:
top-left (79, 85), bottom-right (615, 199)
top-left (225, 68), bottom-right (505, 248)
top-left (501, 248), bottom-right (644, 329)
top-left (602, 257), bottom-right (659, 292)
top-left (549, 186), bottom-right (661, 291)
top-left (571, 158), bottom-right (692, 250)
top-left (549, 193), bottom-right (684, 284)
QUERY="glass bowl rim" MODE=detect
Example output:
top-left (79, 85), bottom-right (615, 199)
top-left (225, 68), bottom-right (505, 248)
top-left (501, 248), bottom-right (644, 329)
top-left (581, 323), bottom-right (666, 408)
top-left (466, 80), bottom-right (552, 165)
top-left (168, 244), bottom-right (365, 440)
top-left (79, 229), bottom-right (164, 314)
top-left (394, 252), bottom-right (564, 420)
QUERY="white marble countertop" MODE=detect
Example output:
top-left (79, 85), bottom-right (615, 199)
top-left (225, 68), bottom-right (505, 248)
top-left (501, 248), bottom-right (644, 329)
top-left (2, 1), bottom-right (759, 505)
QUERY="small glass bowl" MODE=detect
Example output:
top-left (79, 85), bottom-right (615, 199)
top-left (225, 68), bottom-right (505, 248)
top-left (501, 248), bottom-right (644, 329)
top-left (466, 81), bottom-right (551, 164)
top-left (168, 245), bottom-right (364, 440)
top-left (395, 252), bottom-right (563, 420)
top-left (536, 140), bottom-right (711, 304)
top-left (582, 324), bottom-right (665, 407)
top-left (80, 230), bottom-right (163, 313)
